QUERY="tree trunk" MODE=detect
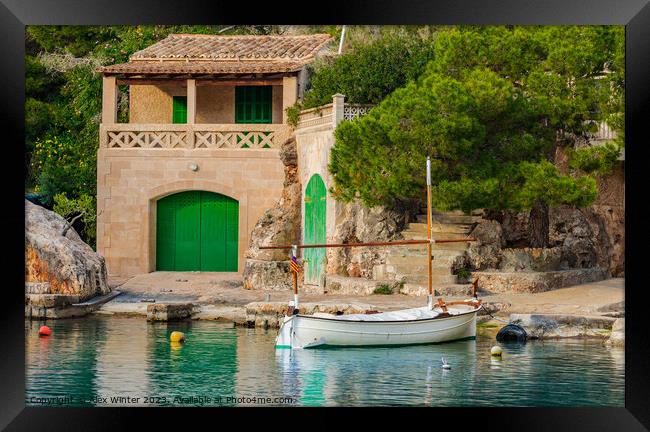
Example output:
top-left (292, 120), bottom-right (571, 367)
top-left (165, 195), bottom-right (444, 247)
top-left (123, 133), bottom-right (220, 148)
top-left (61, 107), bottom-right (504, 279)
top-left (529, 200), bottom-right (549, 248)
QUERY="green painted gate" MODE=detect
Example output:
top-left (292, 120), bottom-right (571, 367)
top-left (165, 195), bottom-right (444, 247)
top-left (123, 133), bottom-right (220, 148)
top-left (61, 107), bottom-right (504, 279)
top-left (304, 174), bottom-right (327, 285)
top-left (156, 191), bottom-right (239, 272)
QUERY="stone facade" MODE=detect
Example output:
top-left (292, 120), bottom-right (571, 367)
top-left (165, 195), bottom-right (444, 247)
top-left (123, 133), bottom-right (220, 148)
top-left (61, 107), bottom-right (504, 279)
top-left (294, 98), bottom-right (340, 287)
top-left (129, 84), bottom-right (284, 125)
top-left (96, 148), bottom-right (285, 276)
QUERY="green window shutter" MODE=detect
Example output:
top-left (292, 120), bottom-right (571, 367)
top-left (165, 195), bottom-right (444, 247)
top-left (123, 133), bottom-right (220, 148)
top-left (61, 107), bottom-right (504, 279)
top-left (172, 96), bottom-right (187, 124)
top-left (235, 86), bottom-right (272, 124)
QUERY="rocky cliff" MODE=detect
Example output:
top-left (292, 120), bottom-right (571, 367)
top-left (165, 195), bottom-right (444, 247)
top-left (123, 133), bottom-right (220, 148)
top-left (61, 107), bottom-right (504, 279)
top-left (25, 200), bottom-right (110, 301)
top-left (326, 201), bottom-right (408, 278)
top-left (243, 137), bottom-right (302, 290)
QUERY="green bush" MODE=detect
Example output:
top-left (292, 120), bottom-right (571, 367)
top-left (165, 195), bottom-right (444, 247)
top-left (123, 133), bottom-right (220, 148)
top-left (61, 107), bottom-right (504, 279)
top-left (373, 284), bottom-right (393, 295)
top-left (455, 268), bottom-right (471, 281)
top-left (53, 192), bottom-right (97, 248)
top-left (302, 31), bottom-right (436, 109)
top-left (569, 142), bottom-right (622, 175)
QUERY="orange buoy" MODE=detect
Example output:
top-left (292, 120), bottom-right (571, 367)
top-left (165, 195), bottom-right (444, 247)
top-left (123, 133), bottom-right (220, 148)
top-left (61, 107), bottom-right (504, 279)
top-left (38, 325), bottom-right (52, 336)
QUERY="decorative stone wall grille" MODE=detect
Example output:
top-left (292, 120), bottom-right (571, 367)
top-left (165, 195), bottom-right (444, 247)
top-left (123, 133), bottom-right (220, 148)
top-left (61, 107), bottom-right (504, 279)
top-left (195, 131), bottom-right (274, 149)
top-left (104, 127), bottom-right (283, 149)
top-left (108, 131), bottom-right (189, 149)
top-left (343, 104), bottom-right (374, 120)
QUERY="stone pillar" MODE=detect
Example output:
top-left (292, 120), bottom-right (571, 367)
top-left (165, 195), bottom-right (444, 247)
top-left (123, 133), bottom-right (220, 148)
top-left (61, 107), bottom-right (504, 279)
top-left (101, 76), bottom-right (118, 124)
top-left (187, 79), bottom-right (197, 124)
top-left (186, 79), bottom-right (197, 148)
top-left (332, 93), bottom-right (345, 127)
top-left (282, 75), bottom-right (298, 124)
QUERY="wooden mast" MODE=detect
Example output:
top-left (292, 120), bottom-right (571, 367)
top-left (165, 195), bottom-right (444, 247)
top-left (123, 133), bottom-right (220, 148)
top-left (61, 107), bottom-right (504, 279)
top-left (426, 157), bottom-right (433, 309)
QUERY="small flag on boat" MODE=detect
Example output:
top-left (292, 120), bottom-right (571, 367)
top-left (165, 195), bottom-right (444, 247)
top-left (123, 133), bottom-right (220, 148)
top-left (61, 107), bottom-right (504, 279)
top-left (290, 256), bottom-right (301, 274)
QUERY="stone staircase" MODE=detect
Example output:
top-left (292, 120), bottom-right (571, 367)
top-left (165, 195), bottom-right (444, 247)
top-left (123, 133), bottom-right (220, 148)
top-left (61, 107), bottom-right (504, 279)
top-left (383, 211), bottom-right (481, 296)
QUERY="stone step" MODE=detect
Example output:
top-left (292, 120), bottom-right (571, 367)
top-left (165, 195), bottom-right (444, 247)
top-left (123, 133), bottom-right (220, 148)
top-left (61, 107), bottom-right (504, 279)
top-left (401, 229), bottom-right (472, 240)
top-left (407, 223), bottom-right (473, 235)
top-left (400, 237), bottom-right (472, 250)
top-left (390, 263), bottom-right (455, 277)
top-left (386, 254), bottom-right (460, 268)
top-left (399, 273), bottom-right (459, 285)
top-left (325, 275), bottom-right (399, 296)
top-left (388, 245), bottom-right (466, 255)
top-left (400, 283), bottom-right (473, 297)
top-left (416, 213), bottom-right (481, 225)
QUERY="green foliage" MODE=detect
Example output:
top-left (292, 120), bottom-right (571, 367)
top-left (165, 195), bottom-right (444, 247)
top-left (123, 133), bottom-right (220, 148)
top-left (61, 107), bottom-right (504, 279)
top-left (24, 25), bottom-right (231, 244)
top-left (373, 284), bottom-right (393, 295)
top-left (455, 267), bottom-right (471, 281)
top-left (31, 135), bottom-right (96, 203)
top-left (569, 143), bottom-right (622, 175)
top-left (53, 193), bottom-right (97, 248)
top-left (302, 29), bottom-right (437, 109)
top-left (285, 103), bottom-right (302, 127)
top-left (329, 26), bottom-right (623, 215)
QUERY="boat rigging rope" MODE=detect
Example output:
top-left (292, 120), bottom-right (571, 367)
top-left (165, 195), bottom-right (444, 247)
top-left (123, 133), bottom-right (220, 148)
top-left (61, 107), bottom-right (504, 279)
top-left (481, 307), bottom-right (511, 325)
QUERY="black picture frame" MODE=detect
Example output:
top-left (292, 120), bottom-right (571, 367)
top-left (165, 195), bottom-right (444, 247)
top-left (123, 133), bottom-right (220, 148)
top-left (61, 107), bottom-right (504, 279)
top-left (2, 0), bottom-right (649, 429)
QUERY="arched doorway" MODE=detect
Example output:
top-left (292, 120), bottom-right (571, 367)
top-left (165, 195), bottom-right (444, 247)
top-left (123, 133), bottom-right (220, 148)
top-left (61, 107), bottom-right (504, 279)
top-left (156, 191), bottom-right (239, 271)
top-left (304, 174), bottom-right (326, 285)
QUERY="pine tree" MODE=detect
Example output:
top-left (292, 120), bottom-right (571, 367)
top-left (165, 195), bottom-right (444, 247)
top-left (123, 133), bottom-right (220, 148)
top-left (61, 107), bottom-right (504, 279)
top-left (329, 26), bottom-right (624, 247)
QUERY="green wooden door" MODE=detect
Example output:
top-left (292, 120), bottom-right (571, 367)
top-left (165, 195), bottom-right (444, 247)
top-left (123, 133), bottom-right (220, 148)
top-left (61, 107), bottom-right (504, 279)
top-left (175, 191), bottom-right (201, 270)
top-left (156, 191), bottom-right (239, 271)
top-left (304, 174), bottom-right (327, 285)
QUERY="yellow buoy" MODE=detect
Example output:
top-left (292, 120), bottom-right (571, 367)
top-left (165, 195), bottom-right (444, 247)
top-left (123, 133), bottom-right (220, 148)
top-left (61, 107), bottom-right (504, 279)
top-left (170, 341), bottom-right (183, 351)
top-left (170, 331), bottom-right (185, 343)
top-left (491, 345), bottom-right (503, 357)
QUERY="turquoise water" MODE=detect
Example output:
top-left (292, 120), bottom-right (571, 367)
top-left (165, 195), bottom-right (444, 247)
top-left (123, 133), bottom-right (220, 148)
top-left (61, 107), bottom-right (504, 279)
top-left (25, 317), bottom-right (624, 407)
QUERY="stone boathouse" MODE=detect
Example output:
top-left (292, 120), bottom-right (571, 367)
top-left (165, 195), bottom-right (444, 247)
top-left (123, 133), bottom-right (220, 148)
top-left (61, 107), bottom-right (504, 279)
top-left (96, 34), bottom-right (333, 276)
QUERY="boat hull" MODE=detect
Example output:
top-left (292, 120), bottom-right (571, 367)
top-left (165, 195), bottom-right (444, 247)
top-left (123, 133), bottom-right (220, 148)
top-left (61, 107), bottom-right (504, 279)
top-left (276, 308), bottom-right (478, 349)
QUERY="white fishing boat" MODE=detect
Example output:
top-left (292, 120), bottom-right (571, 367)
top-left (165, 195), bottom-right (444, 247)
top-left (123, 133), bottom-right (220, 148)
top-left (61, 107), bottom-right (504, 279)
top-left (275, 299), bottom-right (481, 349)
top-left (261, 157), bottom-right (481, 349)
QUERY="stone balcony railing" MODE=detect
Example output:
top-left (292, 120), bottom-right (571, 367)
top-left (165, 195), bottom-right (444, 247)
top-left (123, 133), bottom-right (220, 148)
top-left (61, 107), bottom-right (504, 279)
top-left (296, 94), bottom-right (375, 132)
top-left (100, 123), bottom-right (291, 150)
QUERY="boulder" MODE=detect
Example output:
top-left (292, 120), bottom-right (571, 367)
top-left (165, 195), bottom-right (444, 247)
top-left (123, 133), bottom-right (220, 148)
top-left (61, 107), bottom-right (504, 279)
top-left (243, 260), bottom-right (294, 291)
top-left (25, 200), bottom-right (110, 302)
top-left (472, 268), bottom-right (607, 294)
top-left (466, 220), bottom-right (504, 271)
top-left (327, 200), bottom-right (407, 278)
top-left (499, 247), bottom-right (564, 272)
top-left (500, 210), bottom-right (530, 247)
top-left (470, 219), bottom-right (504, 247)
top-left (243, 138), bottom-right (302, 289)
top-left (509, 313), bottom-right (616, 339)
top-left (582, 205), bottom-right (624, 276)
top-left (466, 243), bottom-right (501, 270)
top-left (607, 318), bottom-right (624, 347)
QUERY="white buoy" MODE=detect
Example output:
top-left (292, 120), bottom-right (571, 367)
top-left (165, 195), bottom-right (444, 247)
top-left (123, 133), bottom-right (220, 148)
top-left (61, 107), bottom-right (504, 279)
top-left (491, 345), bottom-right (503, 357)
top-left (441, 357), bottom-right (451, 370)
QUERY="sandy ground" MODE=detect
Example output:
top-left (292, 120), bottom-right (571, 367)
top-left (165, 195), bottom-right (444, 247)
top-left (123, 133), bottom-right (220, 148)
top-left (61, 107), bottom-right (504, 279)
top-left (106, 272), bottom-right (624, 318)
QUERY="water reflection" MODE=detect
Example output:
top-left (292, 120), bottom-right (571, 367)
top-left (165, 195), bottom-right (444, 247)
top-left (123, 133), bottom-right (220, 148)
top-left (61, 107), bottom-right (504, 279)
top-left (26, 317), bottom-right (624, 407)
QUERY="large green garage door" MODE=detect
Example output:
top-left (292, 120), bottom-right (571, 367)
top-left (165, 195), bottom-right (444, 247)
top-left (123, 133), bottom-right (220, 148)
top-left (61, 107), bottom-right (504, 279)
top-left (156, 191), bottom-right (239, 271)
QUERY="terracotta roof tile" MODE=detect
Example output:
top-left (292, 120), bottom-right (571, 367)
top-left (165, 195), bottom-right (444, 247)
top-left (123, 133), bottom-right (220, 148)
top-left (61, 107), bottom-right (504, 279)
top-left (99, 33), bottom-right (333, 76)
